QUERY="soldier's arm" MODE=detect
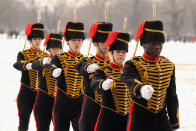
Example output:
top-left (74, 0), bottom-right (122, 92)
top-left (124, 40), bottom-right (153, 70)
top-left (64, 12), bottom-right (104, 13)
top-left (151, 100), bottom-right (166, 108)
top-left (75, 57), bottom-right (89, 75)
top-left (166, 67), bottom-right (180, 129)
top-left (13, 52), bottom-right (28, 71)
top-left (31, 58), bottom-right (44, 71)
top-left (46, 55), bottom-right (61, 75)
top-left (90, 69), bottom-right (106, 94)
top-left (120, 60), bottom-right (144, 98)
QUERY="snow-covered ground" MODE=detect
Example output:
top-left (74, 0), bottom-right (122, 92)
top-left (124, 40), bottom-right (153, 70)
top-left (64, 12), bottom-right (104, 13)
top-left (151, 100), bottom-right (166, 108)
top-left (0, 39), bottom-right (196, 131)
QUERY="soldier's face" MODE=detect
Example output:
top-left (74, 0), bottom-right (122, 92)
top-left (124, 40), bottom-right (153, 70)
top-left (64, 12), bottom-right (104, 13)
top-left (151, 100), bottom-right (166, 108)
top-left (67, 38), bottom-right (83, 54)
top-left (94, 42), bottom-right (108, 56)
top-left (143, 42), bottom-right (163, 58)
top-left (30, 38), bottom-right (42, 50)
top-left (110, 50), bottom-right (127, 65)
top-left (48, 47), bottom-right (61, 56)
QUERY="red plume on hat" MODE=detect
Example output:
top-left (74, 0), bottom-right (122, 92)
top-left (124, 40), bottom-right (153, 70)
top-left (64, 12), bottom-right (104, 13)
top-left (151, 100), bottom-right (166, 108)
top-left (89, 22), bottom-right (103, 38)
top-left (135, 21), bottom-right (147, 40)
top-left (44, 33), bottom-right (51, 46)
top-left (106, 32), bottom-right (119, 46)
top-left (63, 21), bottom-right (74, 37)
top-left (25, 23), bottom-right (35, 36)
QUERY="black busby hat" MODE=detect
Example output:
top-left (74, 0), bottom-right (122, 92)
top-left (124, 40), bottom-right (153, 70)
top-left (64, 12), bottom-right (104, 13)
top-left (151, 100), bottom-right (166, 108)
top-left (63, 21), bottom-right (85, 41)
top-left (106, 32), bottom-right (130, 52)
top-left (135, 20), bottom-right (165, 45)
top-left (89, 22), bottom-right (113, 42)
top-left (44, 33), bottom-right (62, 50)
top-left (25, 23), bottom-right (44, 40)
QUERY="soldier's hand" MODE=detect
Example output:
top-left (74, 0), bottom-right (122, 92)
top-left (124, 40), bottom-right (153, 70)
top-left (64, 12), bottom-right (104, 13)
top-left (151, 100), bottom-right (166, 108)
top-left (43, 57), bottom-right (51, 65)
top-left (52, 68), bottom-right (62, 78)
top-left (87, 63), bottom-right (99, 73)
top-left (26, 63), bottom-right (32, 70)
top-left (102, 79), bottom-right (113, 91)
top-left (140, 85), bottom-right (154, 100)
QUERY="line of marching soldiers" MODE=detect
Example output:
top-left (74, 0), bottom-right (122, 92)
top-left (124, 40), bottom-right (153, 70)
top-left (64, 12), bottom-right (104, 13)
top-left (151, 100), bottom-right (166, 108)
top-left (13, 20), bottom-right (180, 131)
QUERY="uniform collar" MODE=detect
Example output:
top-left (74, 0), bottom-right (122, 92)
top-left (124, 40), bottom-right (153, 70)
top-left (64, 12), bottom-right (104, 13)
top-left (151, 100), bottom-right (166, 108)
top-left (109, 62), bottom-right (123, 70)
top-left (68, 50), bottom-right (81, 57)
top-left (30, 47), bottom-right (41, 53)
top-left (48, 55), bottom-right (53, 59)
top-left (142, 53), bottom-right (160, 62)
top-left (95, 53), bottom-right (109, 61)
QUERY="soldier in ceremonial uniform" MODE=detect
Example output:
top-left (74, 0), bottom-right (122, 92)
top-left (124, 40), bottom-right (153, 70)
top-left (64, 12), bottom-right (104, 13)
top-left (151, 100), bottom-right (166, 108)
top-left (13, 23), bottom-right (46, 131)
top-left (32, 33), bottom-right (62, 131)
top-left (120, 20), bottom-right (179, 131)
top-left (91, 32), bottom-right (132, 131)
top-left (75, 22), bottom-right (112, 131)
top-left (48, 21), bottom-right (85, 131)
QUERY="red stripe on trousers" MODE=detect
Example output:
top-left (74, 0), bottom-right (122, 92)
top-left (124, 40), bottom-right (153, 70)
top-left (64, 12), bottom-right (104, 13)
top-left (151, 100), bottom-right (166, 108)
top-left (16, 83), bottom-right (22, 129)
top-left (78, 95), bottom-right (86, 129)
top-left (127, 102), bottom-right (134, 131)
top-left (33, 89), bottom-right (39, 131)
top-left (52, 88), bottom-right (59, 131)
top-left (94, 107), bottom-right (102, 131)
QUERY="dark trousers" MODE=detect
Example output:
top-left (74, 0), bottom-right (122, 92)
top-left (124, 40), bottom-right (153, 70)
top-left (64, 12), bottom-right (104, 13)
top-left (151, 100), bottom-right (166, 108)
top-left (95, 107), bottom-right (129, 131)
top-left (79, 96), bottom-right (101, 131)
top-left (128, 103), bottom-right (173, 131)
top-left (33, 91), bottom-right (54, 131)
top-left (53, 89), bottom-right (84, 131)
top-left (17, 85), bottom-right (37, 130)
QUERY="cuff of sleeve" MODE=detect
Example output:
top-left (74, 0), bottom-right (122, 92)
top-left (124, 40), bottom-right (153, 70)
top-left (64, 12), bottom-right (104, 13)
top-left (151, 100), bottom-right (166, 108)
top-left (84, 63), bottom-right (90, 73)
top-left (49, 64), bottom-right (57, 74)
top-left (172, 122), bottom-right (180, 129)
top-left (134, 84), bottom-right (143, 98)
top-left (40, 59), bottom-right (44, 66)
top-left (99, 79), bottom-right (105, 91)
top-left (23, 62), bottom-right (28, 71)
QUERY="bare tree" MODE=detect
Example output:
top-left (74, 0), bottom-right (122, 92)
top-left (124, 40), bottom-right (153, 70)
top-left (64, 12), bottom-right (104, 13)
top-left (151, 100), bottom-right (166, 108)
top-left (159, 0), bottom-right (186, 35)
top-left (190, 0), bottom-right (196, 35)
top-left (0, 0), bottom-right (195, 37)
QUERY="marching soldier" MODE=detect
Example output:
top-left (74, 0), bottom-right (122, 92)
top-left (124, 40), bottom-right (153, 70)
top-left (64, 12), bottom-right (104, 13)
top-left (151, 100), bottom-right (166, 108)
top-left (32, 33), bottom-right (62, 131)
top-left (120, 20), bottom-right (179, 131)
top-left (48, 21), bottom-right (85, 131)
top-left (75, 22), bottom-right (112, 131)
top-left (91, 32), bottom-right (132, 131)
top-left (13, 23), bottom-right (46, 131)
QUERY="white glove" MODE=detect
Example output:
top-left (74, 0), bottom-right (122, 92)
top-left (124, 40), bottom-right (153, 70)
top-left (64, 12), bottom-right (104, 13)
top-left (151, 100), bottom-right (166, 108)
top-left (102, 79), bottom-right (113, 91)
top-left (52, 68), bottom-right (62, 78)
top-left (87, 63), bottom-right (99, 73)
top-left (26, 63), bottom-right (32, 70)
top-left (173, 129), bottom-right (179, 131)
top-left (42, 57), bottom-right (51, 65)
top-left (140, 85), bottom-right (154, 100)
